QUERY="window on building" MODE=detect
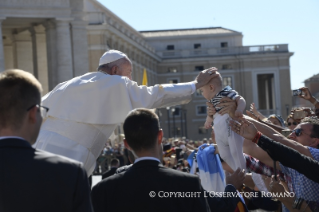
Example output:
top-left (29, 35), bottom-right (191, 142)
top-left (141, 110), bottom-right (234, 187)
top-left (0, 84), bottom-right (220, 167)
top-left (223, 77), bottom-right (233, 88)
top-left (196, 105), bottom-right (207, 115)
top-left (195, 89), bottom-right (202, 96)
top-left (168, 106), bottom-right (181, 118)
top-left (168, 79), bottom-right (178, 84)
top-left (173, 107), bottom-right (180, 116)
top-left (222, 64), bottom-right (232, 70)
top-left (194, 44), bottom-right (201, 49)
top-left (195, 66), bottom-right (204, 71)
top-left (257, 74), bottom-right (276, 111)
top-left (198, 126), bottom-right (208, 134)
top-left (168, 67), bottom-right (178, 73)
top-left (167, 45), bottom-right (175, 50)
top-left (221, 42), bottom-right (228, 48)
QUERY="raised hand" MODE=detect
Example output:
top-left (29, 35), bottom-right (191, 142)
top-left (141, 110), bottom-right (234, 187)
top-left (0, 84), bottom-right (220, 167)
top-left (250, 103), bottom-right (258, 114)
top-left (226, 168), bottom-right (246, 190)
top-left (269, 175), bottom-right (286, 194)
top-left (245, 110), bottom-right (259, 120)
top-left (217, 97), bottom-right (237, 119)
top-left (299, 87), bottom-right (313, 101)
top-left (229, 117), bottom-right (257, 140)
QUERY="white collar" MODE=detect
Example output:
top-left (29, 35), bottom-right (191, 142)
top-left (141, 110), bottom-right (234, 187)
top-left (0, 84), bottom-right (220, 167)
top-left (0, 136), bottom-right (25, 141)
top-left (134, 157), bottom-right (160, 164)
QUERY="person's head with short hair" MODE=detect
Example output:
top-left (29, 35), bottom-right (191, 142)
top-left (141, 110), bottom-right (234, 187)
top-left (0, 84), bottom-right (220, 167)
top-left (289, 116), bottom-right (319, 148)
top-left (97, 50), bottom-right (132, 80)
top-left (199, 72), bottom-right (223, 100)
top-left (123, 108), bottom-right (163, 160)
top-left (110, 158), bottom-right (120, 168)
top-left (0, 69), bottom-right (44, 144)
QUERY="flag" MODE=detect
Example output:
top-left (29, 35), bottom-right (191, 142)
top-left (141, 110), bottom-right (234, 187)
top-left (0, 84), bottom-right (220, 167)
top-left (197, 144), bottom-right (226, 192)
top-left (142, 69), bottom-right (148, 86)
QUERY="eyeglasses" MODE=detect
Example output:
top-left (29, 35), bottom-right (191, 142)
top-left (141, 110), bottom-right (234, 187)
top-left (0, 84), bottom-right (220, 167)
top-left (288, 122), bottom-right (298, 126)
top-left (292, 128), bottom-right (313, 138)
top-left (27, 104), bottom-right (49, 118)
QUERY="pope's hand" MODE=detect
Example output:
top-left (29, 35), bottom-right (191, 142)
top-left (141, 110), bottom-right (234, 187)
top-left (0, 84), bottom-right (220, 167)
top-left (195, 67), bottom-right (220, 89)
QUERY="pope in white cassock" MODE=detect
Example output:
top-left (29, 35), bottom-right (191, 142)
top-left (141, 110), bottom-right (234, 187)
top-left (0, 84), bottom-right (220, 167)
top-left (34, 50), bottom-right (219, 175)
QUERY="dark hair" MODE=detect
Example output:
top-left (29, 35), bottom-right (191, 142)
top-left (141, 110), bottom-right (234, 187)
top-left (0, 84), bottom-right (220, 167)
top-left (123, 108), bottom-right (160, 152)
top-left (301, 117), bottom-right (319, 138)
top-left (110, 158), bottom-right (120, 166)
top-left (0, 69), bottom-right (42, 130)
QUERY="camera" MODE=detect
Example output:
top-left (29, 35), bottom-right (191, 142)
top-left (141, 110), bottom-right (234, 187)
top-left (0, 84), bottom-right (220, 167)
top-left (292, 89), bottom-right (303, 96)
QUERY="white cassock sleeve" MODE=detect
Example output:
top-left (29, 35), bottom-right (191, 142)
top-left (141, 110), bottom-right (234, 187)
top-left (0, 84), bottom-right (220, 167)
top-left (42, 72), bottom-right (195, 125)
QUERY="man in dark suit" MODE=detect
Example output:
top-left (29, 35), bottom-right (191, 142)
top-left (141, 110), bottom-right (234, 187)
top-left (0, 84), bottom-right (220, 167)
top-left (0, 69), bottom-right (93, 212)
top-left (102, 158), bottom-right (120, 179)
top-left (92, 108), bottom-right (210, 212)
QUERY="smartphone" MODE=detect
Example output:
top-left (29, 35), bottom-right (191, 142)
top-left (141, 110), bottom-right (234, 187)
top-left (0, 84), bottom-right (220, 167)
top-left (293, 110), bottom-right (307, 120)
top-left (281, 130), bottom-right (292, 137)
top-left (292, 89), bottom-right (303, 96)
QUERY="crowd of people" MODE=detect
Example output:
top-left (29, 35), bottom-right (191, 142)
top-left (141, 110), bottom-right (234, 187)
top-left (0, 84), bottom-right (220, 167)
top-left (1, 49), bottom-right (319, 212)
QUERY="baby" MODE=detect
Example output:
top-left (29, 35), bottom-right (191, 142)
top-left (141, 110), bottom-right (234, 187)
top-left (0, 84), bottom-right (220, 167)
top-left (201, 73), bottom-right (246, 171)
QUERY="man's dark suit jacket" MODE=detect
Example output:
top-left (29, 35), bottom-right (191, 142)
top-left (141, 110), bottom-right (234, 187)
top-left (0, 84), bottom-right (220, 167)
top-left (92, 159), bottom-right (210, 212)
top-left (102, 167), bottom-right (117, 179)
top-left (0, 138), bottom-right (93, 212)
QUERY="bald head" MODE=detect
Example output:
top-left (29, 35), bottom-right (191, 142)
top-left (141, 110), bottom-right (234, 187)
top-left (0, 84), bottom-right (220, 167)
top-left (207, 72), bottom-right (223, 89)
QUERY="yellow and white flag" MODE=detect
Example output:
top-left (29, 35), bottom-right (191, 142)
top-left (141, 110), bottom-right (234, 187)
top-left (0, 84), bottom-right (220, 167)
top-left (142, 69), bottom-right (148, 86)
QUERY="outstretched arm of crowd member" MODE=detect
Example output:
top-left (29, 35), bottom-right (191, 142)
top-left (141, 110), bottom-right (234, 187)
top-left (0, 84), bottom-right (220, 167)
top-left (250, 103), bottom-right (267, 120)
top-left (229, 118), bottom-right (278, 169)
top-left (299, 87), bottom-right (319, 109)
top-left (269, 176), bottom-right (312, 212)
top-left (230, 117), bottom-right (319, 183)
top-left (241, 115), bottom-right (313, 159)
top-left (233, 119), bottom-right (319, 183)
top-left (245, 111), bottom-right (285, 133)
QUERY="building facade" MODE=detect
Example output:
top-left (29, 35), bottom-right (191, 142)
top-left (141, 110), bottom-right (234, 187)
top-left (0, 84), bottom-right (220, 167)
top-left (0, 0), bottom-right (294, 140)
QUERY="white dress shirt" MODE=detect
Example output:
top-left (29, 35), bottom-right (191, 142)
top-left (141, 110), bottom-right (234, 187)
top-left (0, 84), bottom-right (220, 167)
top-left (34, 72), bottom-right (196, 175)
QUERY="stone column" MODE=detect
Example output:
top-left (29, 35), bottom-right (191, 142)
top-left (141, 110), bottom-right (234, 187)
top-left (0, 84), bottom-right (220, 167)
top-left (13, 30), bottom-right (34, 75)
top-left (55, 19), bottom-right (73, 83)
top-left (0, 17), bottom-right (6, 72)
top-left (70, 21), bottom-right (89, 76)
top-left (44, 20), bottom-right (57, 90)
top-left (30, 25), bottom-right (49, 94)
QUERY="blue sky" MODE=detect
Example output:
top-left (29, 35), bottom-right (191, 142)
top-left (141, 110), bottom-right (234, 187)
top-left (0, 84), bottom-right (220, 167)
top-left (99, 0), bottom-right (319, 89)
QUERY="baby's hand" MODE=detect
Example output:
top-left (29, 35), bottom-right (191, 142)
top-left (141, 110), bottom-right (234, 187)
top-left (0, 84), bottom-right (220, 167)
top-left (235, 110), bottom-right (243, 118)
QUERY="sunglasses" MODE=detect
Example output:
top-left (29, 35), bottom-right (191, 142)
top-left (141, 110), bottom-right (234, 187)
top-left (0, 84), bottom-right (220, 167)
top-left (292, 128), bottom-right (313, 137)
top-left (287, 122), bottom-right (298, 126)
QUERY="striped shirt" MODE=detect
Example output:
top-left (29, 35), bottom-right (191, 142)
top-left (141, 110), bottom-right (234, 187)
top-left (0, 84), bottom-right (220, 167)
top-left (209, 86), bottom-right (239, 112)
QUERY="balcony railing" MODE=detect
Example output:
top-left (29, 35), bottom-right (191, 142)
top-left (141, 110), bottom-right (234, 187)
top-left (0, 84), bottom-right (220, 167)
top-left (159, 44), bottom-right (289, 58)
